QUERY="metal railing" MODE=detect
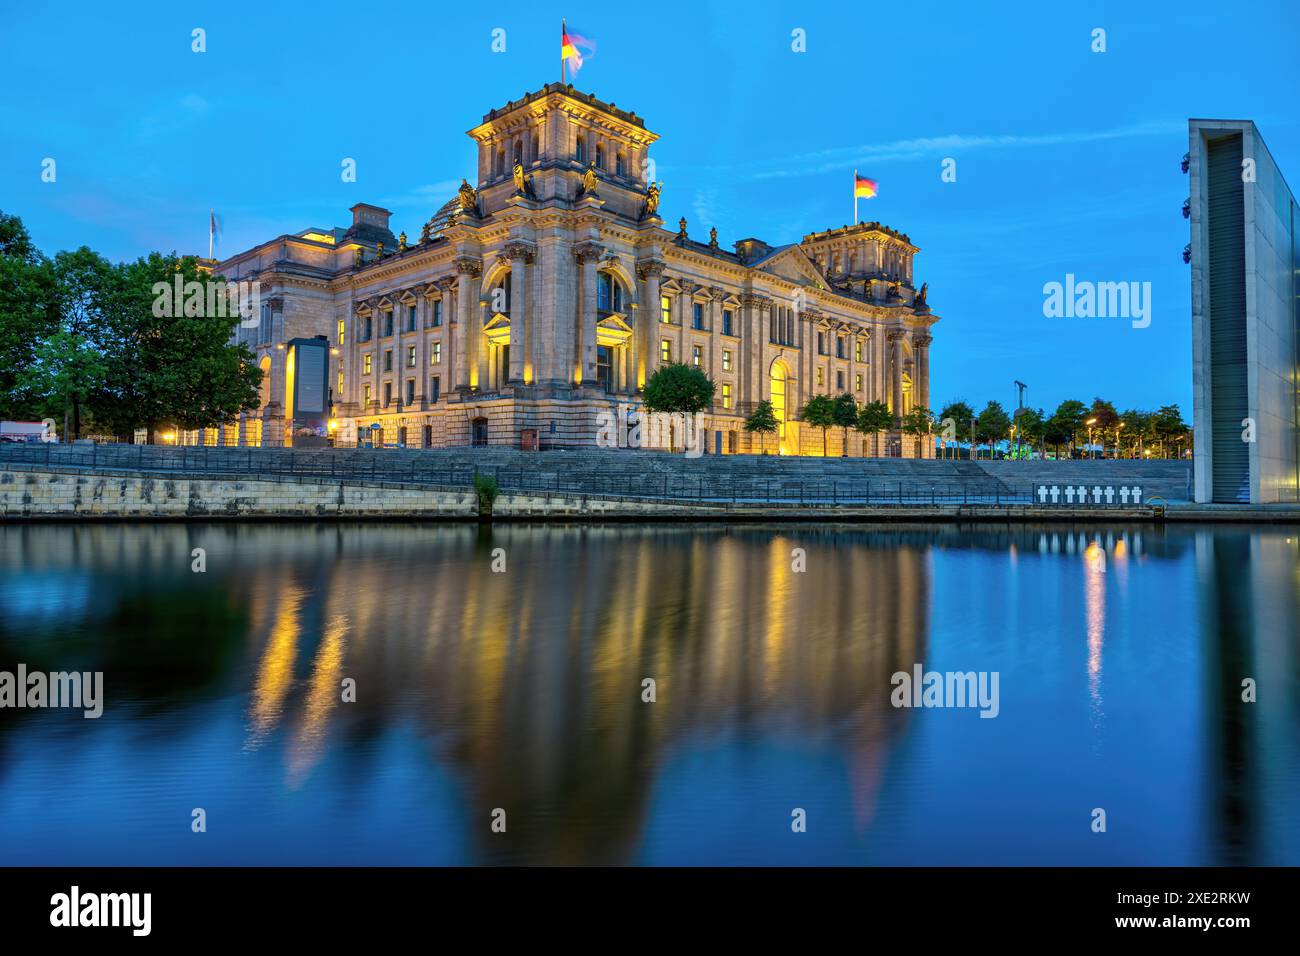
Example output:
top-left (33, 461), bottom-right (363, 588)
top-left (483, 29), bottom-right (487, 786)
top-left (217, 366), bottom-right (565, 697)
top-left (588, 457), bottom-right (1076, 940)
top-left (0, 443), bottom-right (1158, 508)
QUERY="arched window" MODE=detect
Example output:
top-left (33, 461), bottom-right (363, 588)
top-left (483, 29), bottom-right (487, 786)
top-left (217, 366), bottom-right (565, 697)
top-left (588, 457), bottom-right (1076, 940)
top-left (513, 139), bottom-right (523, 165)
top-left (595, 143), bottom-right (604, 169)
top-left (597, 272), bottom-right (624, 313)
top-left (530, 133), bottom-right (540, 162)
top-left (575, 136), bottom-right (586, 164)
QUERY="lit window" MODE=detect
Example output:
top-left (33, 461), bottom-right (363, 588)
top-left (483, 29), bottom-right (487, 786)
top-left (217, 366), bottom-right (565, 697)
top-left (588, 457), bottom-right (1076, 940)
top-left (661, 339), bottom-right (671, 362)
top-left (364, 383), bottom-right (372, 404)
top-left (722, 383), bottom-right (732, 409)
top-left (406, 345), bottom-right (416, 368)
top-left (855, 373), bottom-right (863, 392)
top-left (817, 367), bottom-right (824, 386)
top-left (363, 353), bottom-right (372, 375)
top-left (661, 295), bottom-right (672, 324)
top-left (692, 345), bottom-right (702, 366)
top-left (337, 319), bottom-right (345, 345)
top-left (855, 341), bottom-right (863, 362)
top-left (722, 349), bottom-right (732, 371)
top-left (431, 342), bottom-right (441, 364)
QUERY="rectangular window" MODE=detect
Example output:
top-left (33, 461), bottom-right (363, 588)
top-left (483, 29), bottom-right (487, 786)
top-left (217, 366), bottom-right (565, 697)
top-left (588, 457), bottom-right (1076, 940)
top-left (383, 350), bottom-right (393, 372)
top-left (432, 300), bottom-right (442, 327)
top-left (431, 342), bottom-right (442, 364)
top-left (855, 373), bottom-right (863, 392)
top-left (661, 295), bottom-right (672, 324)
top-left (661, 339), bottom-right (671, 362)
top-left (818, 332), bottom-right (827, 355)
top-left (722, 309), bottom-right (733, 336)
top-left (430, 376), bottom-right (441, 404)
top-left (363, 383), bottom-right (372, 404)
top-left (855, 341), bottom-right (863, 362)
top-left (722, 383), bottom-right (732, 409)
top-left (722, 349), bottom-right (732, 372)
top-left (337, 319), bottom-right (345, 345)
top-left (836, 370), bottom-right (845, 390)
top-left (692, 302), bottom-right (704, 330)
top-left (363, 353), bottom-right (372, 375)
top-left (383, 382), bottom-right (392, 406)
top-left (692, 345), bottom-right (702, 366)
top-left (363, 317), bottom-right (373, 341)
top-left (338, 369), bottom-right (344, 393)
top-left (406, 345), bottom-right (416, 368)
top-left (407, 306), bottom-right (417, 332)
top-left (383, 313), bottom-right (393, 337)
top-left (836, 337), bottom-right (845, 358)
top-left (405, 379), bottom-right (415, 405)
top-left (817, 367), bottom-right (824, 386)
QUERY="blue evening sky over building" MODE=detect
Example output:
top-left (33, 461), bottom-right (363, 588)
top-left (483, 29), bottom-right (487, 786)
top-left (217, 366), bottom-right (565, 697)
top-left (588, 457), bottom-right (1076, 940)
top-left (3, 1), bottom-right (1297, 414)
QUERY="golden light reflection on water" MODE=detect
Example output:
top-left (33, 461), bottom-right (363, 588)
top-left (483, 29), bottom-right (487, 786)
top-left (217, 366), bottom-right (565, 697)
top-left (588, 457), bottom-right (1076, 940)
top-left (287, 613), bottom-right (348, 787)
top-left (247, 584), bottom-right (306, 746)
top-left (1084, 539), bottom-right (1106, 724)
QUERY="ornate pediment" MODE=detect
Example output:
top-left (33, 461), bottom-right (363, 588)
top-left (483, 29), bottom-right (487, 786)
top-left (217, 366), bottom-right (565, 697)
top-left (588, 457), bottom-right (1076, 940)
top-left (750, 245), bottom-right (830, 291)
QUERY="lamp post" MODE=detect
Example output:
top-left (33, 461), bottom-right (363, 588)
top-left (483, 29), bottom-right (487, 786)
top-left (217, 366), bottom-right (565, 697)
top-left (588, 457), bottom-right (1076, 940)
top-left (1116, 421), bottom-right (1125, 459)
top-left (1086, 417), bottom-right (1097, 460)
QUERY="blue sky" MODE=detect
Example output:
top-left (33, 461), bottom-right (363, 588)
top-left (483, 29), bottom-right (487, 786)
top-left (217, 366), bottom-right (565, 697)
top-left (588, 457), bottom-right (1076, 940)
top-left (3, 0), bottom-right (1297, 413)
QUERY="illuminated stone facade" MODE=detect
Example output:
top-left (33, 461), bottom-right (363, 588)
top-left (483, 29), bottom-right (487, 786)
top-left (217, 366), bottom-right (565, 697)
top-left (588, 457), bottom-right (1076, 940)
top-left (214, 84), bottom-right (939, 455)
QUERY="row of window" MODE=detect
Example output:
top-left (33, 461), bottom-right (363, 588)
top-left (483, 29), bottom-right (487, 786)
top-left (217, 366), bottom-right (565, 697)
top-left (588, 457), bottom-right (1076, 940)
top-left (361, 376), bottom-right (443, 408)
top-left (361, 342), bottom-right (444, 376)
top-left (659, 295), bottom-right (735, 336)
top-left (816, 332), bottom-right (867, 361)
top-left (349, 301), bottom-right (445, 344)
top-left (814, 368), bottom-right (867, 392)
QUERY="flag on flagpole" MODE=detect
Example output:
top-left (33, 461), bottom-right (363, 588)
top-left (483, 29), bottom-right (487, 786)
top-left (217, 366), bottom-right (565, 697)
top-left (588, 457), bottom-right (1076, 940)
top-left (561, 21), bottom-right (595, 80)
top-left (854, 173), bottom-right (877, 199)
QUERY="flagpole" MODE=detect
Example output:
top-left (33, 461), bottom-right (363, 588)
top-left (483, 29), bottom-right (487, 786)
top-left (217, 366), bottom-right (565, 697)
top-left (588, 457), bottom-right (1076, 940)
top-left (853, 170), bottom-right (858, 225)
top-left (561, 19), bottom-right (566, 85)
top-left (209, 208), bottom-right (213, 259)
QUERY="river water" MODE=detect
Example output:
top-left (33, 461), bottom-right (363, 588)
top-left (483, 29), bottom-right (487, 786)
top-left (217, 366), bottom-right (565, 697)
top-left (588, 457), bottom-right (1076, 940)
top-left (0, 522), bottom-right (1296, 865)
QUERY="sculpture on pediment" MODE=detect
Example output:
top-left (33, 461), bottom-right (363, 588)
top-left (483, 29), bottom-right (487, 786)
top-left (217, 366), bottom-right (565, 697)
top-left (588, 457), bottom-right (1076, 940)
top-left (915, 282), bottom-right (929, 308)
top-left (709, 227), bottom-right (719, 250)
top-left (888, 280), bottom-right (901, 299)
top-left (677, 217), bottom-right (688, 240)
top-left (512, 159), bottom-right (537, 199)
top-left (581, 162), bottom-right (599, 196)
top-left (354, 247), bottom-right (364, 267)
top-left (398, 232), bottom-right (407, 253)
top-left (457, 178), bottom-right (479, 214)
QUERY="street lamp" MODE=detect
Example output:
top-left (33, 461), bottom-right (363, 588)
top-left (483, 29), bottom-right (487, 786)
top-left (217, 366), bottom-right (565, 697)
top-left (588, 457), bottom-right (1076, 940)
top-left (1086, 417), bottom-right (1097, 460)
top-left (1116, 421), bottom-right (1125, 459)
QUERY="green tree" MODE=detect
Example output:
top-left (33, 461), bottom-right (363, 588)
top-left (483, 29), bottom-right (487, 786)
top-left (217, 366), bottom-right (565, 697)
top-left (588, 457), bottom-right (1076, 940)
top-left (1152, 404), bottom-right (1189, 458)
top-left (1088, 397), bottom-right (1120, 456)
top-left (937, 399), bottom-right (975, 458)
top-left (801, 394), bottom-right (836, 457)
top-left (18, 247), bottom-right (118, 439)
top-left (831, 393), bottom-right (858, 456)
top-left (99, 253), bottom-right (262, 440)
top-left (1050, 399), bottom-right (1088, 456)
top-left (643, 362), bottom-right (715, 452)
top-left (744, 399), bottom-right (779, 455)
top-left (0, 212), bottom-right (59, 420)
top-left (856, 400), bottom-right (892, 457)
top-left (1118, 409), bottom-right (1152, 458)
top-left (901, 405), bottom-right (934, 458)
top-left (974, 400), bottom-right (1012, 460)
top-left (1013, 407), bottom-right (1045, 458)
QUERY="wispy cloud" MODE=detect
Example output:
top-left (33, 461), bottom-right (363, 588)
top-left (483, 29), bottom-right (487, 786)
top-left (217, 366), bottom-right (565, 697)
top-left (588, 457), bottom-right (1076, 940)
top-left (698, 120), bottom-right (1185, 182)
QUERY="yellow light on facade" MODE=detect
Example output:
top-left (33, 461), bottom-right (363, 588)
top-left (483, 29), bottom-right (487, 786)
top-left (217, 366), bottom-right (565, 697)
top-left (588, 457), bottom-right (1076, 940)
top-left (327, 419), bottom-right (339, 432)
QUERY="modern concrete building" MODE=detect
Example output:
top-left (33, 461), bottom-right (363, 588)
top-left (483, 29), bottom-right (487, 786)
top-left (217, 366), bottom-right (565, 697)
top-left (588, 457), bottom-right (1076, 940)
top-left (1189, 119), bottom-right (1299, 503)
top-left (209, 84), bottom-right (939, 456)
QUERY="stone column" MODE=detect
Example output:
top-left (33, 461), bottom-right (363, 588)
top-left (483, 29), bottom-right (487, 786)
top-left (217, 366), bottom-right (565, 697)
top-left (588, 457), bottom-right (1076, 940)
top-left (888, 329), bottom-right (904, 420)
top-left (914, 332), bottom-right (931, 411)
top-left (504, 241), bottom-right (534, 384)
top-left (437, 278), bottom-right (456, 398)
top-left (454, 256), bottom-right (481, 392)
top-left (636, 261), bottom-right (665, 391)
top-left (574, 241), bottom-right (603, 386)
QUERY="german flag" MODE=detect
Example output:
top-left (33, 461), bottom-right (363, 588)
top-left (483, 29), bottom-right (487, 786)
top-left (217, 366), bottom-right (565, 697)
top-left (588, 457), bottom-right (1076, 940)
top-left (854, 173), bottom-right (878, 199)
top-left (561, 21), bottom-right (595, 77)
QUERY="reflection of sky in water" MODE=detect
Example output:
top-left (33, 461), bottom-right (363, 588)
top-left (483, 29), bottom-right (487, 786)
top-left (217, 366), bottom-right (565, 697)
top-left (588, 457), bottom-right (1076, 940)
top-left (0, 523), bottom-right (1296, 866)
top-left (0, 573), bottom-right (91, 622)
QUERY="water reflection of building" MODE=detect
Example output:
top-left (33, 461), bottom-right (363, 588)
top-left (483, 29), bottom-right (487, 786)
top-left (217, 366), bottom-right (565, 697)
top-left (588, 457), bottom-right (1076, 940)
top-left (211, 524), bottom-right (930, 863)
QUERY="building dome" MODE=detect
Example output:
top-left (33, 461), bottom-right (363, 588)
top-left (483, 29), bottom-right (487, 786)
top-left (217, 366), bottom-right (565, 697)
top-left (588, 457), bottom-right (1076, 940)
top-left (420, 197), bottom-right (460, 242)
